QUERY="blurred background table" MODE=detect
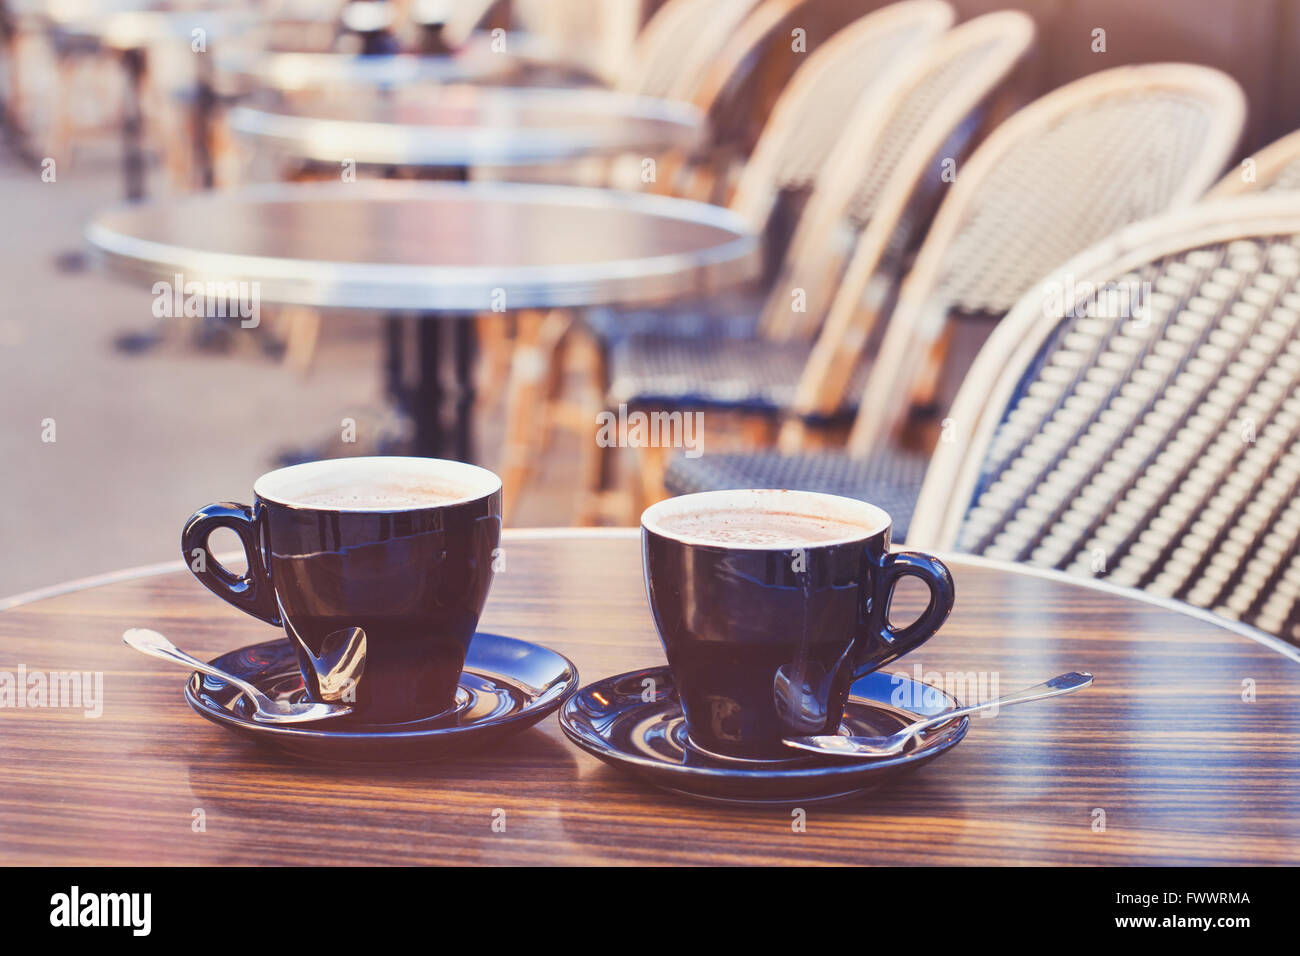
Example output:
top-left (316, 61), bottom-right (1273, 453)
top-left (37, 0), bottom-right (256, 198)
top-left (211, 21), bottom-right (572, 96)
top-left (2, 530), bottom-right (1298, 865)
top-left (213, 40), bottom-right (518, 95)
top-left (84, 179), bottom-right (759, 460)
top-left (227, 84), bottom-right (703, 171)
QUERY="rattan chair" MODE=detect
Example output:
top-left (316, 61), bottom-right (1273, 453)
top-left (1207, 127), bottom-right (1300, 197)
top-left (501, 0), bottom-right (956, 518)
top-left (847, 63), bottom-right (1245, 456)
top-left (662, 64), bottom-right (1246, 535)
top-left (904, 196), bottom-right (1300, 653)
top-left (604, 8), bottom-right (1031, 396)
top-left (668, 0), bottom-right (897, 204)
top-left (616, 0), bottom-right (762, 101)
top-left (606, 11), bottom-right (1039, 519)
top-left (718, 0), bottom-right (958, 238)
top-left (591, 0), bottom-right (958, 324)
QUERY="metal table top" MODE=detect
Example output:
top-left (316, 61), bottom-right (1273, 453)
top-left (84, 180), bottom-right (760, 312)
top-left (215, 48), bottom-right (509, 92)
top-left (211, 29), bottom-right (546, 93)
top-left (228, 85), bottom-right (704, 168)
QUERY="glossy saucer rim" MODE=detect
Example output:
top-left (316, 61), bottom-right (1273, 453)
top-left (183, 632), bottom-right (578, 760)
top-left (560, 665), bottom-right (969, 805)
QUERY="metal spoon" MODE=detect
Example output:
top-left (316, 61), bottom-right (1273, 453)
top-left (772, 572), bottom-right (859, 734)
top-left (783, 671), bottom-right (1094, 758)
top-left (773, 637), bottom-right (859, 733)
top-left (122, 627), bottom-right (353, 725)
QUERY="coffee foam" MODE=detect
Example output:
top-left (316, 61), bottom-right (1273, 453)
top-left (290, 481), bottom-right (478, 509)
top-left (255, 457), bottom-right (499, 511)
top-left (643, 489), bottom-right (890, 548)
top-left (655, 508), bottom-right (875, 547)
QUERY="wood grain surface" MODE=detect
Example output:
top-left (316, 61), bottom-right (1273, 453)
top-left (1, 529), bottom-right (1298, 865)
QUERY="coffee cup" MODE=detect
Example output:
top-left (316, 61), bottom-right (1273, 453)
top-left (641, 489), bottom-right (954, 760)
top-left (182, 456), bottom-right (502, 724)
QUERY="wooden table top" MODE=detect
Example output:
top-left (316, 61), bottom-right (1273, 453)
top-left (3, 529), bottom-right (1298, 865)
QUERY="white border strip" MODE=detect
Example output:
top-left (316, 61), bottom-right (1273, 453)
top-left (1, 528), bottom-right (1295, 665)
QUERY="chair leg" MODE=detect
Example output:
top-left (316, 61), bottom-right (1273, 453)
top-left (538, 326), bottom-right (572, 454)
top-left (207, 108), bottom-right (240, 187)
top-left (500, 309), bottom-right (571, 523)
top-left (566, 327), bottom-right (617, 525)
top-left (47, 53), bottom-right (76, 167)
top-left (777, 418), bottom-right (810, 453)
top-left (575, 406), bottom-right (613, 527)
top-left (907, 324), bottom-right (955, 412)
top-left (157, 91), bottom-right (194, 191)
top-left (558, 322), bottom-right (607, 437)
top-left (4, 29), bottom-right (31, 149)
top-left (280, 307), bottom-right (322, 375)
top-left (475, 314), bottom-right (514, 411)
top-left (635, 442), bottom-right (669, 518)
top-left (848, 304), bottom-right (931, 457)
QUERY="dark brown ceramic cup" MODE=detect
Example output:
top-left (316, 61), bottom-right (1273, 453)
top-left (642, 489), bottom-right (955, 760)
top-left (182, 457), bottom-right (502, 724)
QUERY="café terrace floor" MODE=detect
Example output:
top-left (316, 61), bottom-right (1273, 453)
top-left (0, 147), bottom-right (586, 596)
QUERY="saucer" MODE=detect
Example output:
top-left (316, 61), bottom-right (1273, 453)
top-left (184, 632), bottom-right (578, 763)
top-left (560, 666), bottom-right (968, 805)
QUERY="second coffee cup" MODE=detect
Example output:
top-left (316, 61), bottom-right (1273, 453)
top-left (642, 489), bottom-right (954, 760)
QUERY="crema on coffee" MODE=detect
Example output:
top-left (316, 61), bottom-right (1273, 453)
top-left (655, 508), bottom-right (876, 547)
top-left (289, 482), bottom-right (478, 510)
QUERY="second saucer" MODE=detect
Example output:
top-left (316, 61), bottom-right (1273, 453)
top-left (560, 666), bottom-right (968, 805)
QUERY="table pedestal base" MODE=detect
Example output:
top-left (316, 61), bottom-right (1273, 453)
top-left (277, 313), bottom-right (479, 467)
top-left (389, 312), bottom-right (478, 462)
top-left (122, 46), bottom-right (147, 202)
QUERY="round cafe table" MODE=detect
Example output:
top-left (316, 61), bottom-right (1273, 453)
top-left (1, 530), bottom-right (1298, 866)
top-left (226, 84), bottom-right (704, 169)
top-left (215, 45), bottom-right (510, 94)
top-left (221, 89), bottom-right (704, 464)
top-left (84, 180), bottom-right (758, 461)
top-left (212, 31), bottom-right (560, 95)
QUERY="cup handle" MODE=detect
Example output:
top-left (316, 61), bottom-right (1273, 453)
top-left (181, 503), bottom-right (281, 626)
top-left (856, 550), bottom-right (955, 678)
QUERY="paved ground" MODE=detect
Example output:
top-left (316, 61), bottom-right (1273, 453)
top-left (0, 146), bottom-right (584, 596)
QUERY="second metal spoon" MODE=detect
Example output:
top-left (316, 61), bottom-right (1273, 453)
top-left (123, 627), bottom-right (353, 725)
top-left (783, 671), bottom-right (1094, 758)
